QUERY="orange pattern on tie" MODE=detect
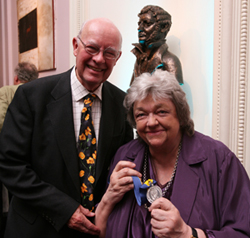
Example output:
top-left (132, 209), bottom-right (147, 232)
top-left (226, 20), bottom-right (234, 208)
top-left (78, 94), bottom-right (97, 211)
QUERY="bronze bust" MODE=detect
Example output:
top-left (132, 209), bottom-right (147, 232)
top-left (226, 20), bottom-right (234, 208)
top-left (130, 5), bottom-right (183, 85)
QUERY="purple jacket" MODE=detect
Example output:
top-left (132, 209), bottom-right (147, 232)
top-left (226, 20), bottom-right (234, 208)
top-left (106, 131), bottom-right (250, 238)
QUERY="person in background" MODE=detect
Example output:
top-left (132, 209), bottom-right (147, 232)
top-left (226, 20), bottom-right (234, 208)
top-left (0, 61), bottom-right (38, 132)
top-left (0, 18), bottom-right (133, 238)
top-left (95, 69), bottom-right (250, 238)
top-left (0, 61), bottom-right (38, 238)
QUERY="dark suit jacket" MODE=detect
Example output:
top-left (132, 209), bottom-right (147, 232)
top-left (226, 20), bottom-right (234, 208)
top-left (0, 69), bottom-right (133, 238)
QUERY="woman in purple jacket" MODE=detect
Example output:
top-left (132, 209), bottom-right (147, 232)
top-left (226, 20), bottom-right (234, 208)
top-left (95, 70), bottom-right (250, 238)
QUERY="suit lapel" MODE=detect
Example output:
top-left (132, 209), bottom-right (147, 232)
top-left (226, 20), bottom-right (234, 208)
top-left (47, 70), bottom-right (80, 194)
top-left (95, 84), bottom-right (116, 182)
top-left (171, 155), bottom-right (200, 223)
top-left (171, 133), bottom-right (206, 223)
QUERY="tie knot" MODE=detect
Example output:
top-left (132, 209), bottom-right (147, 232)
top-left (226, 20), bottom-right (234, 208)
top-left (83, 94), bottom-right (96, 107)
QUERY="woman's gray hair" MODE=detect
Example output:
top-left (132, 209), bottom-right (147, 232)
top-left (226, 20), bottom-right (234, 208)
top-left (124, 69), bottom-right (194, 136)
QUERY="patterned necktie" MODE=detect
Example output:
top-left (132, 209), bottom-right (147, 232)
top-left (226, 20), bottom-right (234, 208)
top-left (78, 93), bottom-right (97, 211)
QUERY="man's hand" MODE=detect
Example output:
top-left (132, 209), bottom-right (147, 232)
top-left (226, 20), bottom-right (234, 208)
top-left (67, 205), bottom-right (100, 235)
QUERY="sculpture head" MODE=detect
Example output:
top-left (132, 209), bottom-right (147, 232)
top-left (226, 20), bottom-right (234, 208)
top-left (137, 5), bottom-right (172, 46)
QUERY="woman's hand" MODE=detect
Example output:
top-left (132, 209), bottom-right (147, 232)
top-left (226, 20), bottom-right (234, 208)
top-left (106, 160), bottom-right (142, 205)
top-left (148, 197), bottom-right (191, 238)
top-left (95, 161), bottom-right (141, 238)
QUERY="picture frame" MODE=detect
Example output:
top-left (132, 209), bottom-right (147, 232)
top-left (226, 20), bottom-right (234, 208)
top-left (17, 0), bottom-right (55, 72)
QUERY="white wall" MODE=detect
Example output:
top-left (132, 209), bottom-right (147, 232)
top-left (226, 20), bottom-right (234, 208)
top-left (70, 0), bottom-right (214, 137)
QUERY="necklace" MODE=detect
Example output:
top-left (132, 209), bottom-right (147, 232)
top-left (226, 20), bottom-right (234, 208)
top-left (143, 141), bottom-right (182, 208)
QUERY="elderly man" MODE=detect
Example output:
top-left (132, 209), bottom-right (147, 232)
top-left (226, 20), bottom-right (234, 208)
top-left (0, 18), bottom-right (133, 238)
top-left (130, 5), bottom-right (183, 85)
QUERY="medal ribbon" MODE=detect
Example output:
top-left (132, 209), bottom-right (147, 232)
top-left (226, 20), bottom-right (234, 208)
top-left (132, 176), bottom-right (157, 206)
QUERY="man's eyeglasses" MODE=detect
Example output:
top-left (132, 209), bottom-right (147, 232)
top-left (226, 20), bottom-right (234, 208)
top-left (77, 36), bottom-right (120, 60)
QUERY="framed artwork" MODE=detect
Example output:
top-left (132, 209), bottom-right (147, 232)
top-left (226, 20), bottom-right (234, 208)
top-left (17, 0), bottom-right (55, 72)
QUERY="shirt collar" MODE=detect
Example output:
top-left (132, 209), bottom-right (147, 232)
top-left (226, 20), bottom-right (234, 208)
top-left (71, 66), bottom-right (103, 102)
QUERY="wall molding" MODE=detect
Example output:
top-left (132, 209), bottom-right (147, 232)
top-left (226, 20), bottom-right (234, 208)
top-left (237, 0), bottom-right (248, 162)
top-left (212, 0), bottom-right (249, 174)
top-left (69, 0), bottom-right (89, 67)
top-left (0, 1), bottom-right (18, 86)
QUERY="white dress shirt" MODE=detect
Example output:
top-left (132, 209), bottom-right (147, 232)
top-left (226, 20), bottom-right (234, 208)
top-left (70, 67), bottom-right (102, 148)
